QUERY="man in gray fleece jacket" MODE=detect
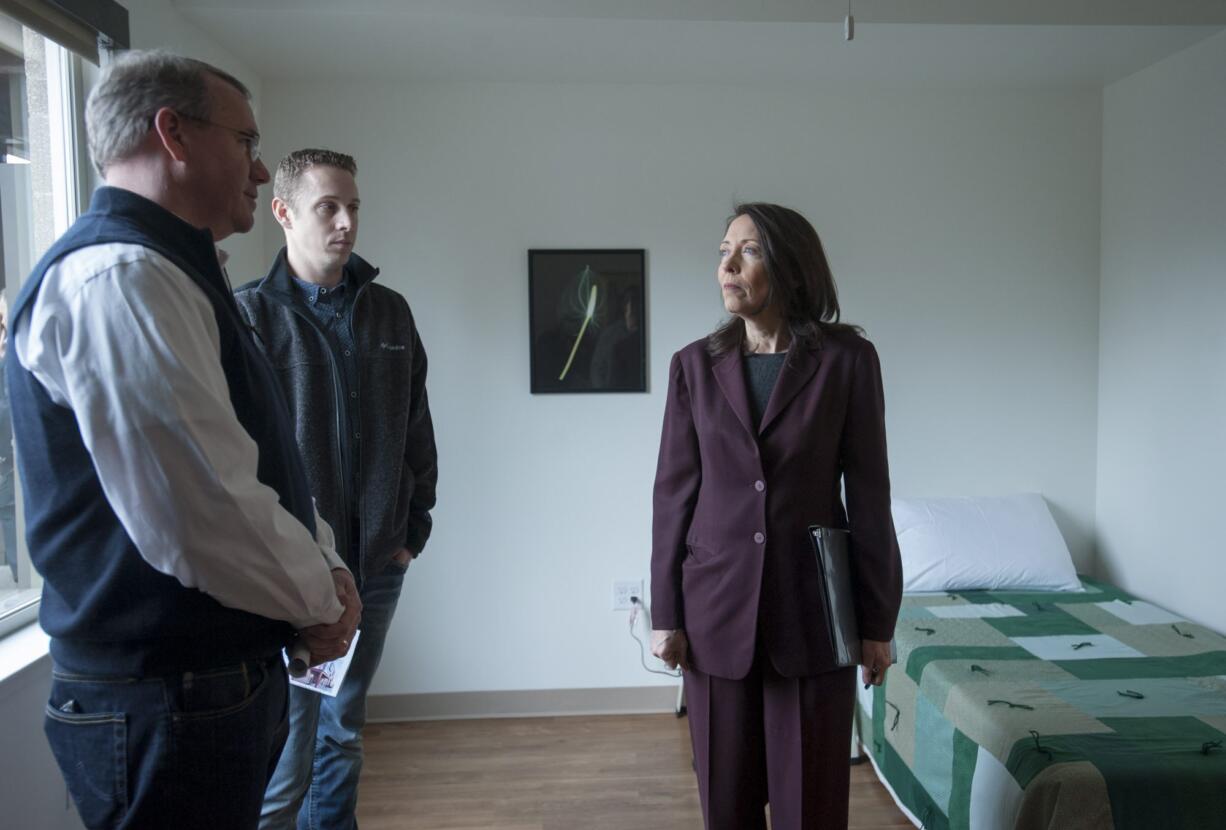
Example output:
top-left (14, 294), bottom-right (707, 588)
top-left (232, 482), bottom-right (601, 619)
top-left (235, 148), bottom-right (438, 829)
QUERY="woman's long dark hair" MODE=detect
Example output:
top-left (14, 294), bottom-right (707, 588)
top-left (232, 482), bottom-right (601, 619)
top-left (707, 202), bottom-right (860, 356)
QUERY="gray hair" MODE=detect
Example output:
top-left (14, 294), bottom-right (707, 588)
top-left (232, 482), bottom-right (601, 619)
top-left (85, 49), bottom-right (250, 175)
top-left (274, 149), bottom-right (358, 209)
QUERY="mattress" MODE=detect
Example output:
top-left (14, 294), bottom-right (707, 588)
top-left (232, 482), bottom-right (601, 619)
top-left (854, 577), bottom-right (1226, 829)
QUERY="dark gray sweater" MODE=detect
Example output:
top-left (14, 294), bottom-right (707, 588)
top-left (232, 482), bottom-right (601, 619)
top-left (235, 249), bottom-right (438, 584)
top-left (744, 351), bottom-right (788, 431)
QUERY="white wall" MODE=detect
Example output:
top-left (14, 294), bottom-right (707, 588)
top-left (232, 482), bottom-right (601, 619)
top-left (259, 82), bottom-right (1104, 695)
top-left (1096, 29), bottom-right (1226, 632)
top-left (124, 0), bottom-right (269, 276)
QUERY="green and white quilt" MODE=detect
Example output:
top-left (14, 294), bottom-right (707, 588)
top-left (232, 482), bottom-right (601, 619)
top-left (854, 577), bottom-right (1226, 829)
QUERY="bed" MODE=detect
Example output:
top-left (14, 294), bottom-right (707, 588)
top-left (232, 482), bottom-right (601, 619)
top-left (854, 576), bottom-right (1226, 829)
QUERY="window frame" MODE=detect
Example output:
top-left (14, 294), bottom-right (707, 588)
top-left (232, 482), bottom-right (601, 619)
top-left (0, 0), bottom-right (129, 64)
top-left (0, 17), bottom-right (91, 641)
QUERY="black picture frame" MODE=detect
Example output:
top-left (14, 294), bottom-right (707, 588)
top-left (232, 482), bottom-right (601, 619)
top-left (528, 249), bottom-right (647, 394)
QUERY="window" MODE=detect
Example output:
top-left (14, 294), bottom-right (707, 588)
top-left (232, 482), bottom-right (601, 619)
top-left (0, 10), bottom-right (90, 637)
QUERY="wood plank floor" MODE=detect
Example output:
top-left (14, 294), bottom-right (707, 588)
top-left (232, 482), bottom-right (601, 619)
top-left (357, 713), bottom-right (913, 829)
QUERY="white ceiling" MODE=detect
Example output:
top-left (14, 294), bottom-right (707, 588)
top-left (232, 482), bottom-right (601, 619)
top-left (172, 0), bottom-right (1226, 87)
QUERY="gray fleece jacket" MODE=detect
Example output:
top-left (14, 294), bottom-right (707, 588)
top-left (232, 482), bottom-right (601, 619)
top-left (235, 249), bottom-right (437, 583)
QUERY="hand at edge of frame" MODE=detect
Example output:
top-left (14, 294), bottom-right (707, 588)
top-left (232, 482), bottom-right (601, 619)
top-left (861, 638), bottom-right (892, 687)
top-left (651, 628), bottom-right (691, 672)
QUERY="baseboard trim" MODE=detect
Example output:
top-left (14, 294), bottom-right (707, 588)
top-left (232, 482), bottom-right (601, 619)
top-left (367, 685), bottom-right (682, 722)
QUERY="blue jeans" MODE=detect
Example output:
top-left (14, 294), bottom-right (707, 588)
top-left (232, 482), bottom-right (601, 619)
top-left (44, 655), bottom-right (289, 829)
top-left (261, 560), bottom-right (407, 830)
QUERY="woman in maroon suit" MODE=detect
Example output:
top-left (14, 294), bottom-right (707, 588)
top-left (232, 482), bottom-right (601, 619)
top-left (650, 203), bottom-right (902, 830)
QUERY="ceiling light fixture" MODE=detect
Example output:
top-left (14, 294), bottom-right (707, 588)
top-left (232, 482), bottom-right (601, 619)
top-left (845, 0), bottom-right (855, 41)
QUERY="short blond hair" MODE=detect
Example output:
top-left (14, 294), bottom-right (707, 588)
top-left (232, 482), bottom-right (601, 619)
top-left (274, 149), bottom-right (358, 208)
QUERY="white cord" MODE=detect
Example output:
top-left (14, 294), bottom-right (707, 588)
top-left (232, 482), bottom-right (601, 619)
top-left (629, 597), bottom-right (682, 678)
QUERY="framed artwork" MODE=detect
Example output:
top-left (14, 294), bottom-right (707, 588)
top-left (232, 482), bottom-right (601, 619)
top-left (528, 249), bottom-right (647, 393)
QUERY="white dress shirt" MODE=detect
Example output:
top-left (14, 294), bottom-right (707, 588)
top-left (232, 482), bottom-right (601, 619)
top-left (13, 242), bottom-right (345, 629)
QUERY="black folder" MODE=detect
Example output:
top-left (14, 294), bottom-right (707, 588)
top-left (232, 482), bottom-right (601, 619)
top-left (807, 525), bottom-right (898, 668)
top-left (808, 526), bottom-right (862, 667)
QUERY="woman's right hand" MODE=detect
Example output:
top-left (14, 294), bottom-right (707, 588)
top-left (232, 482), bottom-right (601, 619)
top-left (651, 629), bottom-right (691, 672)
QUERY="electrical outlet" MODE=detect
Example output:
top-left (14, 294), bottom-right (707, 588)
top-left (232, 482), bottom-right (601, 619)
top-left (612, 579), bottom-right (642, 611)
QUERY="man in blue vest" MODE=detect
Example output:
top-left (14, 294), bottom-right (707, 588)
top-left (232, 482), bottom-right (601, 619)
top-left (4, 50), bottom-right (360, 829)
top-left (236, 149), bottom-right (438, 829)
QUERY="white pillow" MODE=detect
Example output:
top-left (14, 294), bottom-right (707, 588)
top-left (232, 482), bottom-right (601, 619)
top-left (891, 493), bottom-right (1082, 593)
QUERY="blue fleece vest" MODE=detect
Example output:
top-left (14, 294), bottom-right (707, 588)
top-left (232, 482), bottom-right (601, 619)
top-left (5, 187), bottom-right (316, 676)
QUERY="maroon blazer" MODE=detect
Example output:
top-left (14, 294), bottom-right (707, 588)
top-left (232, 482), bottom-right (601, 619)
top-left (650, 329), bottom-right (902, 680)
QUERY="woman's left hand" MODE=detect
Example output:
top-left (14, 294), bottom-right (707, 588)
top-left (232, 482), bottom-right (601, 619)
top-left (861, 639), bottom-right (892, 687)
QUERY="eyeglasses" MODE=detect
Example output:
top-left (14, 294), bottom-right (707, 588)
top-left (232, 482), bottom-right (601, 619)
top-left (178, 113), bottom-right (262, 162)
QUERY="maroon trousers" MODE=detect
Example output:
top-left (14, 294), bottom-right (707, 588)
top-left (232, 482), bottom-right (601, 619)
top-left (684, 654), bottom-right (856, 830)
